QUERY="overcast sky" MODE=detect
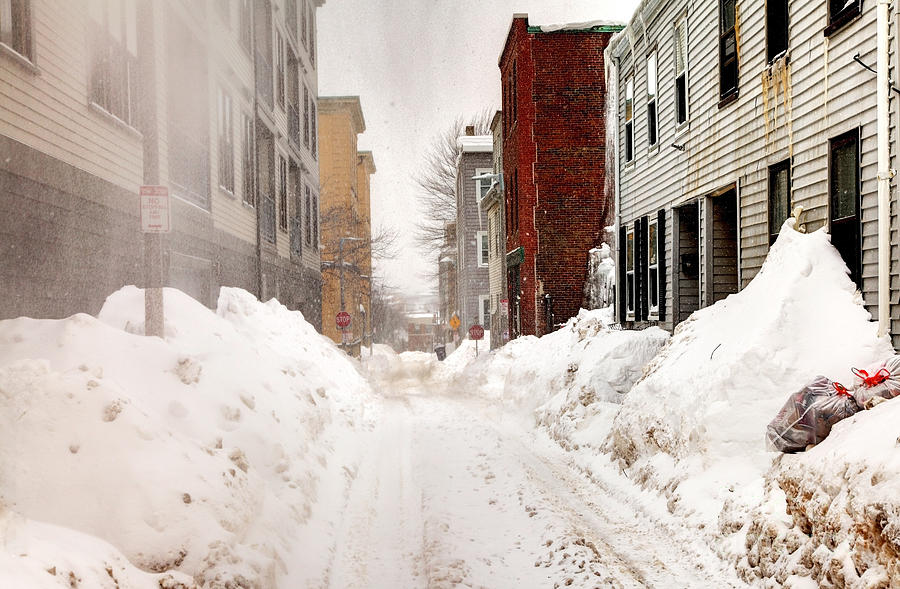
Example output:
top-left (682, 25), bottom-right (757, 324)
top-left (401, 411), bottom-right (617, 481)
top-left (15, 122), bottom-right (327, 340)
top-left (318, 0), bottom-right (641, 298)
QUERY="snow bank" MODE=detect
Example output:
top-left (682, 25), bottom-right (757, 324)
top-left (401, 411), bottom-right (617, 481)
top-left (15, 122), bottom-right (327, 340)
top-left (0, 286), bottom-right (372, 587)
top-left (600, 221), bottom-right (895, 581)
top-left (438, 309), bottom-right (668, 446)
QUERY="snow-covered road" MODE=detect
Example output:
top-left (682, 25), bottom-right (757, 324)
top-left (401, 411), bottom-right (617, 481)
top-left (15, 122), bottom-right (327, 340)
top-left (325, 362), bottom-right (747, 589)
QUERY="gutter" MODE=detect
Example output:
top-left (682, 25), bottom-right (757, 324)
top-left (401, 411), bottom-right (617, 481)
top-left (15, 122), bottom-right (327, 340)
top-left (877, 0), bottom-right (892, 337)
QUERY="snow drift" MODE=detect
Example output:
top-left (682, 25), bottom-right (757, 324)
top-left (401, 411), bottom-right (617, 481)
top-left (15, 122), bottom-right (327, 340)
top-left (0, 286), bottom-right (372, 587)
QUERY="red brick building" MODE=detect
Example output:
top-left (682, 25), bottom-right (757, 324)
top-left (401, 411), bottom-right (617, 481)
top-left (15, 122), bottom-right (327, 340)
top-left (499, 15), bottom-right (622, 337)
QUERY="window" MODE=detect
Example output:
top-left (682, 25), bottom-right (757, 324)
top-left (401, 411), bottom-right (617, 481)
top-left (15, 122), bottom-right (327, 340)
top-left (768, 159), bottom-right (791, 244)
top-left (512, 62), bottom-right (517, 122)
top-left (477, 231), bottom-right (489, 267)
top-left (238, 0), bottom-right (251, 52)
top-left (827, 0), bottom-right (861, 36)
top-left (648, 221), bottom-right (659, 316)
top-left (719, 0), bottom-right (738, 101)
top-left (303, 85), bottom-right (310, 147)
top-left (829, 130), bottom-right (861, 286)
top-left (0, 0), bottom-right (32, 60)
top-left (626, 228), bottom-right (635, 316)
top-left (301, 0), bottom-right (308, 46)
top-left (475, 167), bottom-right (492, 200)
top-left (675, 18), bottom-right (688, 125)
top-left (647, 49), bottom-right (658, 147)
top-left (310, 100), bottom-right (317, 158)
top-left (278, 155), bottom-right (288, 231)
top-left (479, 294), bottom-right (490, 327)
top-left (313, 193), bottom-right (318, 244)
top-left (241, 112), bottom-right (254, 206)
top-left (89, 0), bottom-right (139, 126)
top-left (309, 3), bottom-right (316, 65)
top-left (624, 75), bottom-right (634, 162)
top-left (274, 30), bottom-right (285, 109)
top-left (767, 0), bottom-right (788, 61)
top-left (217, 88), bottom-right (235, 193)
top-left (305, 186), bottom-right (312, 245)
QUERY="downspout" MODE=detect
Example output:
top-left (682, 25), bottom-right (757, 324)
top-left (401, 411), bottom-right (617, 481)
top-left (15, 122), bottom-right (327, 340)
top-left (877, 0), bottom-right (892, 337)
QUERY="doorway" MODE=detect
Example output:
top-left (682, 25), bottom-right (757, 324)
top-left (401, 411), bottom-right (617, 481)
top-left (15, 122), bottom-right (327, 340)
top-left (674, 202), bottom-right (700, 326)
top-left (707, 188), bottom-right (739, 305)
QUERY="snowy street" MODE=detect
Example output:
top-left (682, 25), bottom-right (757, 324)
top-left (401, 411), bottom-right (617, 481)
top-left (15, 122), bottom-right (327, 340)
top-left (325, 358), bottom-right (745, 588)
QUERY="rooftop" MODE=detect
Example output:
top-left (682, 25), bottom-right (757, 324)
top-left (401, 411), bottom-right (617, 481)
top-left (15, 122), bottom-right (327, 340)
top-left (458, 135), bottom-right (493, 153)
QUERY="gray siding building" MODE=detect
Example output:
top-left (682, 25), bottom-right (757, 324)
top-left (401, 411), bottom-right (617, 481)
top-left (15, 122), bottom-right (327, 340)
top-left (456, 135), bottom-right (493, 334)
top-left (610, 0), bottom-right (900, 344)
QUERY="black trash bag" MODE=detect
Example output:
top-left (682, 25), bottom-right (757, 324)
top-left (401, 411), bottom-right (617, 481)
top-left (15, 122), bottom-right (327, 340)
top-left (851, 355), bottom-right (900, 408)
top-left (766, 376), bottom-right (861, 453)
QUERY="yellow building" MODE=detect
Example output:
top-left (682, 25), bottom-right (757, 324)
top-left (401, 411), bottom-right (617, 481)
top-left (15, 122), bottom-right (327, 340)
top-left (318, 96), bottom-right (375, 350)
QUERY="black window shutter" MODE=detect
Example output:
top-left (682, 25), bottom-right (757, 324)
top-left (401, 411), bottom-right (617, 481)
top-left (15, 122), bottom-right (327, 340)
top-left (638, 217), bottom-right (648, 321)
top-left (658, 208), bottom-right (667, 322)
top-left (618, 224), bottom-right (627, 323)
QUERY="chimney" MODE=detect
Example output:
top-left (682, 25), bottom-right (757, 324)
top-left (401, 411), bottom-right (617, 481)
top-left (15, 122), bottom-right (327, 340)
top-left (465, 125), bottom-right (475, 136)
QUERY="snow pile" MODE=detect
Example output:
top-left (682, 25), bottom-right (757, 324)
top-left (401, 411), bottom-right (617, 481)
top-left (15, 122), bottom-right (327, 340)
top-left (584, 243), bottom-right (616, 313)
top-left (438, 309), bottom-right (668, 448)
top-left (0, 287), bottom-right (372, 587)
top-left (600, 222), bottom-right (895, 574)
top-left (539, 20), bottom-right (626, 32)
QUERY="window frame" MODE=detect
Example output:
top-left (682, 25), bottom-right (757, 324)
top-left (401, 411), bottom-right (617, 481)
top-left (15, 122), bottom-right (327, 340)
top-left (768, 159), bottom-right (791, 245)
top-left (826, 0), bottom-right (862, 37)
top-left (217, 86), bottom-right (235, 194)
top-left (647, 220), bottom-right (659, 318)
top-left (478, 294), bottom-right (490, 327)
top-left (624, 73), bottom-right (634, 163)
top-left (304, 185), bottom-right (312, 246)
top-left (477, 231), bottom-right (489, 267)
top-left (88, 0), bottom-right (139, 128)
top-left (277, 153), bottom-right (288, 232)
top-left (274, 29), bottom-right (285, 109)
top-left (625, 227), bottom-right (635, 317)
top-left (475, 167), bottom-right (493, 201)
top-left (241, 111), bottom-right (255, 207)
top-left (238, 0), bottom-right (252, 53)
top-left (646, 47), bottom-right (658, 148)
top-left (766, 0), bottom-right (788, 62)
top-left (0, 0), bottom-right (33, 63)
top-left (674, 17), bottom-right (689, 127)
top-left (718, 0), bottom-right (739, 104)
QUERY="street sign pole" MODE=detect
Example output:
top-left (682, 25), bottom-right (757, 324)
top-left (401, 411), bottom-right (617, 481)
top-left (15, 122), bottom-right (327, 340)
top-left (141, 186), bottom-right (170, 338)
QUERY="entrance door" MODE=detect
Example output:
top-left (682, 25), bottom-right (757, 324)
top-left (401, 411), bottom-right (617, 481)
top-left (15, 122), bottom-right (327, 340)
top-left (675, 203), bottom-right (700, 326)
top-left (708, 189), bottom-right (739, 305)
top-left (507, 264), bottom-right (521, 339)
top-left (830, 131), bottom-right (861, 287)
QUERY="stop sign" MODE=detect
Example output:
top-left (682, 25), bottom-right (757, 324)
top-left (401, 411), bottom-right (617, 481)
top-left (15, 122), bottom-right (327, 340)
top-left (468, 324), bottom-right (484, 340)
top-left (336, 311), bottom-right (352, 329)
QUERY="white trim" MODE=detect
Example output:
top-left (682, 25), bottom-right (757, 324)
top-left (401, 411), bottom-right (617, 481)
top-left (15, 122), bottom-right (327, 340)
top-left (476, 231), bottom-right (489, 267)
top-left (478, 294), bottom-right (490, 326)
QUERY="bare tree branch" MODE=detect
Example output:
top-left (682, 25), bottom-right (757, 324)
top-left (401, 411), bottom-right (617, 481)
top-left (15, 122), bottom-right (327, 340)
top-left (413, 109), bottom-right (495, 257)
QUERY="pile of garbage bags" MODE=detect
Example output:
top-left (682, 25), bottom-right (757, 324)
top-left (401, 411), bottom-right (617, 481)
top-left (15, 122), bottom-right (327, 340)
top-left (767, 355), bottom-right (900, 453)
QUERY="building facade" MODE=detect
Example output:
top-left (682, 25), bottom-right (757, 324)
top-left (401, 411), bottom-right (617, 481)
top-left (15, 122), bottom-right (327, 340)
top-left (500, 14), bottom-right (622, 338)
top-left (0, 0), bottom-right (325, 328)
top-left (610, 0), bottom-right (899, 343)
top-left (455, 134), bottom-right (493, 334)
top-left (318, 96), bottom-right (374, 351)
top-left (481, 110), bottom-right (507, 349)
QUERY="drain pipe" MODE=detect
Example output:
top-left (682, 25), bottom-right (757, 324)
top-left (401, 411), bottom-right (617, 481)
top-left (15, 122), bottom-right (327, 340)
top-left (877, 0), bottom-right (893, 338)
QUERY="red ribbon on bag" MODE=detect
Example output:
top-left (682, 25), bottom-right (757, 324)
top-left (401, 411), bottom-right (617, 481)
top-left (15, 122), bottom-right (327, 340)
top-left (833, 382), bottom-right (851, 397)
top-left (851, 367), bottom-right (891, 388)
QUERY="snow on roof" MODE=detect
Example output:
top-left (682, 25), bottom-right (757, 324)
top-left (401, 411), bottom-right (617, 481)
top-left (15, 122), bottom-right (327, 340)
top-left (538, 20), bottom-right (626, 33)
top-left (457, 135), bottom-right (493, 153)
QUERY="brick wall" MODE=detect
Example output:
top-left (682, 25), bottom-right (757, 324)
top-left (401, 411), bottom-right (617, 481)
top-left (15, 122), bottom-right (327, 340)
top-left (501, 16), bottom-right (615, 337)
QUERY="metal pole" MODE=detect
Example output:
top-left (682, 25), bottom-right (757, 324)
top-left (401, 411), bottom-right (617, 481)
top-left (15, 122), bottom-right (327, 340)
top-left (339, 238), bottom-right (345, 312)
